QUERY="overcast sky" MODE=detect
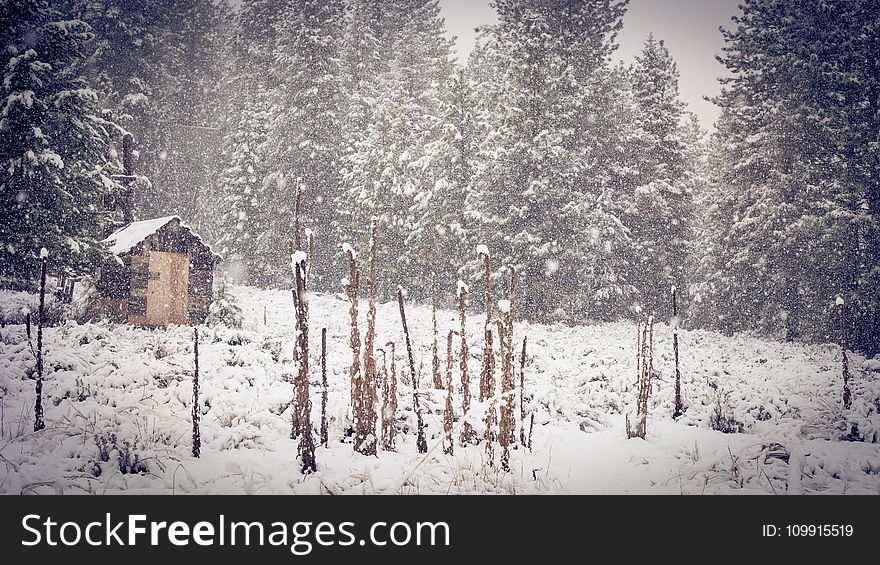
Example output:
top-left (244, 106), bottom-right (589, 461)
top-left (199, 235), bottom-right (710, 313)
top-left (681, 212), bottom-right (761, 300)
top-left (439, 0), bottom-right (742, 130)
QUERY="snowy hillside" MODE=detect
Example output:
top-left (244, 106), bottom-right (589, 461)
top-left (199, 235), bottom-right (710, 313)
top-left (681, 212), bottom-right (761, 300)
top-left (1, 286), bottom-right (878, 495)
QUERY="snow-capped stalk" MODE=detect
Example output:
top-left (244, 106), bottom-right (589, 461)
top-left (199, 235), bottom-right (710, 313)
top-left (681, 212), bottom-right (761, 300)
top-left (192, 328), bottom-right (201, 458)
top-left (479, 247), bottom-right (492, 401)
top-left (519, 336), bottom-right (527, 445)
top-left (397, 287), bottom-right (427, 453)
top-left (672, 286), bottom-right (683, 419)
top-left (263, 305), bottom-right (267, 326)
top-left (289, 240), bottom-right (301, 366)
top-left (458, 281), bottom-right (476, 444)
top-left (320, 327), bottom-right (328, 448)
top-left (344, 246), bottom-right (361, 430)
top-left (444, 330), bottom-right (457, 455)
top-left (290, 246), bottom-right (312, 440)
top-left (381, 342), bottom-right (398, 451)
top-left (431, 273), bottom-right (442, 389)
top-left (292, 256), bottom-right (316, 473)
top-left (290, 178), bottom-right (304, 364)
top-left (33, 254), bottom-right (46, 432)
top-left (355, 220), bottom-right (379, 456)
top-left (479, 250), bottom-right (497, 451)
top-left (631, 316), bottom-right (655, 439)
top-left (837, 297), bottom-right (852, 410)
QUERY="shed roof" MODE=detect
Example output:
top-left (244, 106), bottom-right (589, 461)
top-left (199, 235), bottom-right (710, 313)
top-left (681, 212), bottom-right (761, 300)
top-left (102, 216), bottom-right (221, 260)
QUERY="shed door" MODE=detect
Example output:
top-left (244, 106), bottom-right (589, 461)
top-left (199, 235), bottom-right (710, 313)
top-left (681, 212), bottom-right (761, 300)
top-left (146, 252), bottom-right (189, 325)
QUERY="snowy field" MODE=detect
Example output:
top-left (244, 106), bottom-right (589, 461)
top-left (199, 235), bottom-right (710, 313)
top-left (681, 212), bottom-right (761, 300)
top-left (1, 285), bottom-right (879, 495)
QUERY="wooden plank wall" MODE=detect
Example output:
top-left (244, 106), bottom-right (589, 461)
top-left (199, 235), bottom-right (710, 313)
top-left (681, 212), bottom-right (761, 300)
top-left (97, 219), bottom-right (218, 326)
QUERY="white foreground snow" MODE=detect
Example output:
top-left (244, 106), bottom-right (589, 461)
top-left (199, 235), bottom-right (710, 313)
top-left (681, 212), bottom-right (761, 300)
top-left (0, 286), bottom-right (878, 495)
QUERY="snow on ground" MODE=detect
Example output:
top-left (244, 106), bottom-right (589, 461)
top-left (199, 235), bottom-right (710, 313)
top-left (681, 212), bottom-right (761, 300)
top-left (1, 285), bottom-right (879, 495)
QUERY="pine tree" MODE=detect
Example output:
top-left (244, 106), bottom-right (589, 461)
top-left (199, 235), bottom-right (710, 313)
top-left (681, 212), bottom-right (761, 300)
top-left (66, 0), bottom-right (227, 230)
top-left (694, 0), bottom-right (880, 354)
top-left (145, 0), bottom-right (226, 228)
top-left (629, 35), bottom-right (693, 318)
top-left (466, 0), bottom-right (631, 321)
top-left (215, 0), bottom-right (278, 286)
top-left (0, 0), bottom-right (124, 284)
top-left (66, 0), bottom-right (167, 155)
top-left (337, 0), bottom-right (454, 299)
top-left (265, 0), bottom-right (346, 288)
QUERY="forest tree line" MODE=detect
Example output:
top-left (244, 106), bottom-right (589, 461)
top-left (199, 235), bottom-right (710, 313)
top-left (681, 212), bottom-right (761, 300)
top-left (1, 0), bottom-right (878, 354)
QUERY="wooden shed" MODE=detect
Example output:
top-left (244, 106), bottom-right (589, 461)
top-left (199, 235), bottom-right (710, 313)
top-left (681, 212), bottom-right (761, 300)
top-left (96, 216), bottom-right (221, 326)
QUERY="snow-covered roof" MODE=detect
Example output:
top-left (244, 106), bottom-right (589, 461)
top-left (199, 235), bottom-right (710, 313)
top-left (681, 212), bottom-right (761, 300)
top-left (102, 216), bottom-right (220, 260)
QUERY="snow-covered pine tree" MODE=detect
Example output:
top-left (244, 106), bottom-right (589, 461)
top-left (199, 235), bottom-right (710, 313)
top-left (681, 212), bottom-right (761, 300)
top-left (694, 0), bottom-right (880, 354)
top-left (264, 0), bottom-right (346, 289)
top-left (572, 62), bottom-right (643, 320)
top-left (65, 0), bottom-right (166, 161)
top-left (408, 67), bottom-right (475, 289)
top-left (337, 0), bottom-right (454, 300)
top-left (628, 35), bottom-right (693, 319)
top-left (143, 0), bottom-right (227, 230)
top-left (0, 0), bottom-right (124, 285)
top-left (214, 0), bottom-right (277, 286)
top-left (66, 0), bottom-right (226, 230)
top-left (466, 0), bottom-right (631, 321)
top-left (340, 0), bottom-right (385, 134)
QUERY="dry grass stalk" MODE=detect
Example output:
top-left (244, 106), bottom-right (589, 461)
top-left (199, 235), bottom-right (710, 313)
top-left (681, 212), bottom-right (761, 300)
top-left (289, 240), bottom-right (300, 366)
top-left (458, 281), bottom-right (476, 444)
top-left (635, 319), bottom-right (641, 386)
top-left (397, 286), bottom-right (428, 453)
top-left (483, 327), bottom-right (496, 465)
top-left (672, 286), bottom-right (683, 419)
top-left (320, 327), bottom-right (328, 447)
top-left (444, 330), bottom-right (457, 455)
top-left (306, 228), bottom-right (315, 290)
top-left (838, 297), bottom-right (852, 410)
top-left (630, 315), bottom-right (655, 439)
top-left (33, 255), bottom-right (46, 432)
top-left (293, 176), bottom-right (303, 251)
top-left (519, 335), bottom-right (527, 445)
top-left (292, 255), bottom-right (316, 472)
top-left (479, 249), bottom-right (492, 401)
top-left (507, 266), bottom-right (517, 443)
top-left (431, 273), bottom-right (442, 389)
top-left (192, 327), bottom-right (200, 458)
top-left (354, 220), bottom-right (379, 456)
top-left (343, 245), bottom-right (361, 437)
top-left (495, 318), bottom-right (514, 471)
top-left (289, 243), bottom-right (311, 439)
top-left (380, 342), bottom-right (398, 451)
top-left (528, 413), bottom-right (534, 451)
